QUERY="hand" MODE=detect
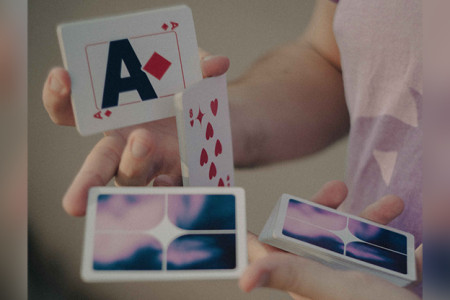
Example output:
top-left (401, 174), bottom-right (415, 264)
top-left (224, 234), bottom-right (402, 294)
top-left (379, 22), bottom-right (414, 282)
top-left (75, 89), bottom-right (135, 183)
top-left (240, 180), bottom-right (422, 300)
top-left (42, 50), bottom-right (229, 216)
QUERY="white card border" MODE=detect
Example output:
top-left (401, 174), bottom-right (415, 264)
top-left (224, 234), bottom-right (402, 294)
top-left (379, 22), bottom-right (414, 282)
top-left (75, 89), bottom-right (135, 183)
top-left (58, 5), bottom-right (202, 136)
top-left (263, 194), bottom-right (416, 286)
top-left (81, 186), bottom-right (247, 282)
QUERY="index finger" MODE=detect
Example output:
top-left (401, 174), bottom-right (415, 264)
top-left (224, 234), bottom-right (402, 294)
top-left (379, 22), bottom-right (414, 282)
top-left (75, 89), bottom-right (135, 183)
top-left (359, 195), bottom-right (405, 225)
top-left (63, 134), bottom-right (126, 216)
top-left (199, 48), bottom-right (230, 78)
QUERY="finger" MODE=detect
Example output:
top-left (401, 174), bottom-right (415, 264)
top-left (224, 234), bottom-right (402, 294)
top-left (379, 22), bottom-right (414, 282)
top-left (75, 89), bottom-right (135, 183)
top-left (247, 231), bottom-right (283, 263)
top-left (63, 135), bottom-right (126, 216)
top-left (310, 180), bottom-right (348, 209)
top-left (240, 252), bottom-right (344, 297)
top-left (153, 174), bottom-right (183, 187)
top-left (42, 67), bottom-right (75, 126)
top-left (359, 195), bottom-right (404, 225)
top-left (199, 48), bottom-right (229, 78)
top-left (115, 128), bottom-right (160, 186)
top-left (239, 253), bottom-right (420, 300)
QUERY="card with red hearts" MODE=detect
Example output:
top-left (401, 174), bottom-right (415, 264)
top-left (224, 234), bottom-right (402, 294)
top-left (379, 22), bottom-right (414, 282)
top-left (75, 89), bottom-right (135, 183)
top-left (174, 74), bottom-right (234, 187)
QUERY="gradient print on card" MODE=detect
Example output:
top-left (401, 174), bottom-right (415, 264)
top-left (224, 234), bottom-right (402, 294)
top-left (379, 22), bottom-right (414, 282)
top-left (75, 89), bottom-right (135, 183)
top-left (282, 199), bottom-right (408, 274)
top-left (92, 193), bottom-right (237, 271)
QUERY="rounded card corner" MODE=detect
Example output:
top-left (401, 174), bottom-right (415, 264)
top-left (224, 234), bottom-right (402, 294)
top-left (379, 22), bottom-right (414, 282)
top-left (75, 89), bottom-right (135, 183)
top-left (80, 267), bottom-right (92, 283)
top-left (178, 5), bottom-right (192, 14)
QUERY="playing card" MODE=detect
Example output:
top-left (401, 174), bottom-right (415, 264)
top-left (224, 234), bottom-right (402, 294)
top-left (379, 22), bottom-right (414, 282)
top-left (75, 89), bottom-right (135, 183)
top-left (259, 194), bottom-right (417, 287)
top-left (81, 187), bottom-right (247, 282)
top-left (174, 74), bottom-right (234, 187)
top-left (58, 5), bottom-right (202, 136)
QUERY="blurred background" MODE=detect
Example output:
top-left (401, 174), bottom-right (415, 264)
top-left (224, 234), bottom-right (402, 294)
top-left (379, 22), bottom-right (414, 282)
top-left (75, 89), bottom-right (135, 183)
top-left (0, 0), bottom-right (27, 299)
top-left (28, 1), bottom-right (348, 299)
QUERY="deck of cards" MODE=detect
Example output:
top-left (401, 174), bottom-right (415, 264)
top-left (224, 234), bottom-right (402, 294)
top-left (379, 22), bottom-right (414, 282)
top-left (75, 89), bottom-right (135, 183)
top-left (82, 187), bottom-right (247, 282)
top-left (259, 194), bottom-right (417, 287)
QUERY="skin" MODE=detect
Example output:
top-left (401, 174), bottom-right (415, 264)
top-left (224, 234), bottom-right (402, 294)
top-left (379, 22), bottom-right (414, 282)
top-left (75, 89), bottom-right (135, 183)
top-left (241, 180), bottom-right (422, 300)
top-left (42, 0), bottom-right (346, 216)
top-left (42, 0), bottom-right (422, 298)
top-left (43, 51), bottom-right (229, 216)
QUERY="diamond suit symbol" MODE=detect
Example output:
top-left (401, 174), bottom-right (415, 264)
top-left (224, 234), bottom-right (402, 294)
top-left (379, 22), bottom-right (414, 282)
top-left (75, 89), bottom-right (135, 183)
top-left (143, 52), bottom-right (172, 80)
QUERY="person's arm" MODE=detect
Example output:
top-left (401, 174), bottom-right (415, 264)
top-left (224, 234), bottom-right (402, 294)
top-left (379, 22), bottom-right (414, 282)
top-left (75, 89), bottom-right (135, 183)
top-left (230, 0), bottom-right (348, 167)
top-left (42, 0), bottom-right (348, 216)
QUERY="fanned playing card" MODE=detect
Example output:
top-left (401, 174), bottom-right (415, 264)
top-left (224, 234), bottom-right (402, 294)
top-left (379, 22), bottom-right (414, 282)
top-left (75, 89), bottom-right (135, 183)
top-left (259, 194), bottom-right (417, 287)
top-left (174, 74), bottom-right (234, 187)
top-left (82, 187), bottom-right (247, 282)
top-left (58, 5), bottom-right (202, 135)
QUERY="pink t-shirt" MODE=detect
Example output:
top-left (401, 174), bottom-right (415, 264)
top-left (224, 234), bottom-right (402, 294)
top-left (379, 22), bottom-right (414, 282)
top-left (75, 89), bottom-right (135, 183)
top-left (333, 1), bottom-right (422, 245)
top-left (332, 1), bottom-right (422, 295)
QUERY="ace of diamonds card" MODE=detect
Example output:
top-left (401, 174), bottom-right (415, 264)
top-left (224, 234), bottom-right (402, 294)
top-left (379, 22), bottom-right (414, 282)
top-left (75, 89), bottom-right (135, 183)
top-left (58, 5), bottom-right (202, 136)
top-left (175, 74), bottom-right (235, 187)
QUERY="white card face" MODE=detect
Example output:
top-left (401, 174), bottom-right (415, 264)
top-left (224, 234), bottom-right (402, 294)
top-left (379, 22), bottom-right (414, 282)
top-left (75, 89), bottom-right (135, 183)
top-left (58, 5), bottom-right (202, 136)
top-left (174, 74), bottom-right (234, 187)
top-left (259, 194), bottom-right (417, 287)
top-left (82, 187), bottom-right (247, 282)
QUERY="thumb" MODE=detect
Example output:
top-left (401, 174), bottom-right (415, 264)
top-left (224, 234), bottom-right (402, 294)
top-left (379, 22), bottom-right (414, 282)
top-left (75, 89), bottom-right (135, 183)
top-left (239, 252), bottom-right (420, 300)
top-left (239, 253), bottom-right (345, 299)
top-left (199, 48), bottom-right (229, 78)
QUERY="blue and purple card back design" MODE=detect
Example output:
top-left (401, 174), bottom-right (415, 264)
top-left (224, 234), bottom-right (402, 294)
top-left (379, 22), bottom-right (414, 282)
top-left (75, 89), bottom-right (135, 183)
top-left (82, 187), bottom-right (246, 282)
top-left (259, 194), bottom-right (416, 287)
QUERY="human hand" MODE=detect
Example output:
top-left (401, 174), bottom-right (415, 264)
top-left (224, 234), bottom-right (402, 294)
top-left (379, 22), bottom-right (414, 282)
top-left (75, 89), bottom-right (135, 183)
top-left (241, 181), bottom-right (422, 300)
top-left (42, 49), bottom-right (229, 216)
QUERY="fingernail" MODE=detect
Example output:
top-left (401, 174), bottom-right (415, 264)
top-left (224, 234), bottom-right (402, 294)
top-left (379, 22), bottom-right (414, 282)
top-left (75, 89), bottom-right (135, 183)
top-left (131, 139), bottom-right (150, 159)
top-left (202, 55), bottom-right (218, 61)
top-left (254, 272), bottom-right (270, 289)
top-left (49, 75), bottom-right (65, 94)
